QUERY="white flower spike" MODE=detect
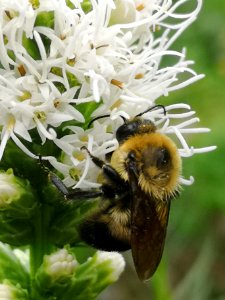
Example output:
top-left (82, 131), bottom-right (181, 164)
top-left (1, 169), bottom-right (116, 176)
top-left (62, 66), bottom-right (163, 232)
top-left (0, 0), bottom-right (216, 189)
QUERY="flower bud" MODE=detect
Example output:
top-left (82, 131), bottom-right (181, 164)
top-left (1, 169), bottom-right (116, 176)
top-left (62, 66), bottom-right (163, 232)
top-left (109, 0), bottom-right (136, 25)
top-left (0, 169), bottom-right (36, 218)
top-left (72, 250), bottom-right (125, 298)
top-left (44, 249), bottom-right (78, 280)
top-left (0, 170), bottom-right (37, 246)
top-left (81, 0), bottom-right (92, 13)
top-left (0, 243), bottom-right (29, 288)
top-left (35, 248), bottom-right (78, 295)
top-left (0, 280), bottom-right (28, 300)
top-left (94, 250), bottom-right (125, 282)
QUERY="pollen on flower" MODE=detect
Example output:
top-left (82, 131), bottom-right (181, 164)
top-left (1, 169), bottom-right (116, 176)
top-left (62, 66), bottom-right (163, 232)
top-left (53, 99), bottom-right (61, 108)
top-left (29, 0), bottom-right (40, 9)
top-left (69, 168), bottom-right (81, 181)
top-left (135, 73), bottom-right (144, 79)
top-left (34, 111), bottom-right (47, 121)
top-left (110, 100), bottom-right (122, 110)
top-left (7, 116), bottom-right (15, 132)
top-left (67, 58), bottom-right (76, 67)
top-left (110, 79), bottom-right (124, 89)
top-left (73, 151), bottom-right (85, 161)
top-left (136, 3), bottom-right (145, 11)
top-left (80, 135), bottom-right (89, 143)
top-left (18, 65), bottom-right (26, 76)
top-left (18, 91), bottom-right (32, 101)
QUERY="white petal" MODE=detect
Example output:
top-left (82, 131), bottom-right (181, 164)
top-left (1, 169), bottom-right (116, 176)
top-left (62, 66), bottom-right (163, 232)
top-left (14, 121), bottom-right (32, 142)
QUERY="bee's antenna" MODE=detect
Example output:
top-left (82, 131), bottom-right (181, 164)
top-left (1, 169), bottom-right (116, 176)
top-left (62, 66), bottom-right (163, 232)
top-left (38, 154), bottom-right (69, 198)
top-left (88, 114), bottom-right (110, 128)
top-left (88, 114), bottom-right (127, 128)
top-left (135, 105), bottom-right (166, 117)
top-left (38, 154), bottom-right (49, 173)
top-left (120, 115), bottom-right (127, 123)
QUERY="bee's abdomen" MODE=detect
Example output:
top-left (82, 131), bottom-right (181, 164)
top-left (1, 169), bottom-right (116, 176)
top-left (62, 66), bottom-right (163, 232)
top-left (79, 210), bottom-right (131, 252)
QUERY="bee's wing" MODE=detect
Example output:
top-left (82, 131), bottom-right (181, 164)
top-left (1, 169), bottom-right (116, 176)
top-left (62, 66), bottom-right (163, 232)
top-left (129, 171), bottom-right (170, 281)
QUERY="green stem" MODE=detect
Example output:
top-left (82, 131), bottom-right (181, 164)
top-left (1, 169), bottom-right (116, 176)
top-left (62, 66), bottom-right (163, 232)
top-left (30, 203), bottom-right (54, 299)
top-left (151, 257), bottom-right (173, 300)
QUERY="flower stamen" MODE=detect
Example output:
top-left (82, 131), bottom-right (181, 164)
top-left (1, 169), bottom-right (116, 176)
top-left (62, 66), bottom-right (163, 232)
top-left (110, 79), bottom-right (124, 89)
top-left (136, 4), bottom-right (145, 11)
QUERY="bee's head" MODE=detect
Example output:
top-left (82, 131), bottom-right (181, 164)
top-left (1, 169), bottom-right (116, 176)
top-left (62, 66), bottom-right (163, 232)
top-left (140, 136), bottom-right (181, 200)
top-left (115, 118), bottom-right (156, 144)
top-left (88, 105), bottom-right (166, 144)
top-left (116, 105), bottom-right (166, 144)
top-left (120, 133), bottom-right (181, 200)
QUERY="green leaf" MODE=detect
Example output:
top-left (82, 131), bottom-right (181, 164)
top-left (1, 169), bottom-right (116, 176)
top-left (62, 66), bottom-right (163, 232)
top-left (49, 199), bottom-right (98, 246)
top-left (22, 33), bottom-right (41, 60)
top-left (0, 243), bottom-right (29, 289)
top-left (35, 11), bottom-right (54, 28)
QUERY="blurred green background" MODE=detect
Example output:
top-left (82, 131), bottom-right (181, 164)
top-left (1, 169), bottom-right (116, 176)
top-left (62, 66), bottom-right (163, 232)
top-left (99, 1), bottom-right (225, 299)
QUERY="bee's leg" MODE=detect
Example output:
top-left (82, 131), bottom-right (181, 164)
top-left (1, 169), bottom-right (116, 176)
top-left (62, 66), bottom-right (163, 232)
top-left (81, 146), bottom-right (106, 168)
top-left (81, 146), bottom-right (125, 185)
top-left (49, 172), bottom-right (103, 200)
top-left (38, 156), bottom-right (102, 200)
top-left (49, 172), bottom-right (70, 198)
top-left (38, 156), bottom-right (70, 198)
top-left (67, 189), bottom-right (103, 200)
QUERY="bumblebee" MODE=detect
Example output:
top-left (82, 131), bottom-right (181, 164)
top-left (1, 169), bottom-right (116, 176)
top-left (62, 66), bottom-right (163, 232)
top-left (53, 105), bottom-right (182, 281)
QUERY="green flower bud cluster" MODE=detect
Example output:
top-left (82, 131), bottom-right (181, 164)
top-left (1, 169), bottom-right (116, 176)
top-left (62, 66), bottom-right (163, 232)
top-left (0, 143), bottom-right (124, 299)
top-left (0, 169), bottom-right (37, 246)
top-left (34, 249), bottom-right (125, 300)
top-left (0, 243), bottom-right (124, 300)
top-left (0, 243), bottom-right (29, 300)
top-left (0, 281), bottom-right (29, 300)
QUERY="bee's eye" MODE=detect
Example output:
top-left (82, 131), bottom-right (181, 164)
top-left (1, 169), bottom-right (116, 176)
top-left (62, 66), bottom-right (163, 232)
top-left (156, 148), bottom-right (170, 168)
top-left (127, 151), bottom-right (136, 161)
